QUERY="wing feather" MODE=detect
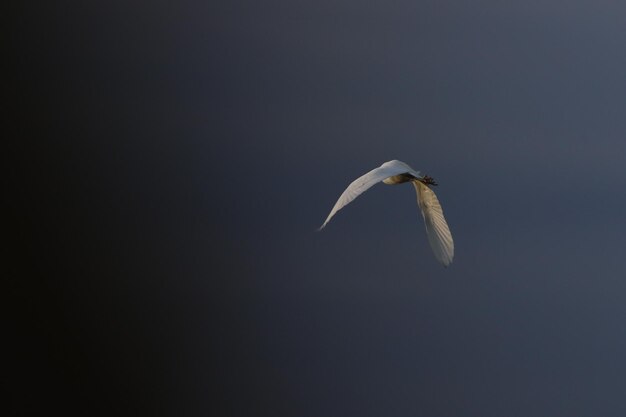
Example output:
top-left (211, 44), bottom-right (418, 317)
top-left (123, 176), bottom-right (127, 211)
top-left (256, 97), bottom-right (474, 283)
top-left (319, 160), bottom-right (420, 229)
top-left (413, 181), bottom-right (454, 266)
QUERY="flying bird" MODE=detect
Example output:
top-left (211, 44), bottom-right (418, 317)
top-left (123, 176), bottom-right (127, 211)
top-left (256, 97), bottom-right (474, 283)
top-left (319, 160), bottom-right (454, 266)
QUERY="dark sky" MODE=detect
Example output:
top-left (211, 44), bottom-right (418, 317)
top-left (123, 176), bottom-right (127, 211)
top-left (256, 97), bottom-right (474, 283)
top-left (9, 1), bottom-right (626, 416)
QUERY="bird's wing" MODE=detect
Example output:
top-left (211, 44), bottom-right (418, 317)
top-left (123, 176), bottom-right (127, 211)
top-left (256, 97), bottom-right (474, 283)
top-left (412, 181), bottom-right (454, 266)
top-left (319, 160), bottom-right (419, 230)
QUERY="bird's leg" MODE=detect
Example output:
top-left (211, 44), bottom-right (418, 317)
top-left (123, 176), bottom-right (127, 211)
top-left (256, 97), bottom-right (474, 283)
top-left (420, 175), bottom-right (438, 186)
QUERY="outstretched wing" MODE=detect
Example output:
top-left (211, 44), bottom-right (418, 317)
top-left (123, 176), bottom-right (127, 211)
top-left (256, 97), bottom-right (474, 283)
top-left (413, 181), bottom-right (454, 266)
top-left (319, 160), bottom-right (420, 230)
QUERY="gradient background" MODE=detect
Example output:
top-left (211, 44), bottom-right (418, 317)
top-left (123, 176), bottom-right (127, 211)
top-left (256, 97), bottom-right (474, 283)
top-left (8, 1), bottom-right (626, 416)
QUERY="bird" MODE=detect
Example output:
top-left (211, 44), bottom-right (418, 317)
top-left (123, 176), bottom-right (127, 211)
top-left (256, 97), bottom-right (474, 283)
top-left (319, 160), bottom-right (454, 266)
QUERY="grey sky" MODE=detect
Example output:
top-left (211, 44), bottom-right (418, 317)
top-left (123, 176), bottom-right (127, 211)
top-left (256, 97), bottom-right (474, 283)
top-left (10, 1), bottom-right (626, 416)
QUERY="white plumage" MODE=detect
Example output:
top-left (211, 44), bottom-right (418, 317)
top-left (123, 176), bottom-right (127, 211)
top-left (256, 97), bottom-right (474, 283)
top-left (319, 160), bottom-right (454, 267)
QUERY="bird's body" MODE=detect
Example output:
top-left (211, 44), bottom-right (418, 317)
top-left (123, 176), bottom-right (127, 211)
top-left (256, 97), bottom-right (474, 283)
top-left (382, 173), bottom-right (417, 184)
top-left (319, 160), bottom-right (454, 266)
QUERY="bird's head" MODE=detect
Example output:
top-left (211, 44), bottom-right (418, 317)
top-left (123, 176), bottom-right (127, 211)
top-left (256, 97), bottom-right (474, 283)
top-left (420, 175), bottom-right (438, 186)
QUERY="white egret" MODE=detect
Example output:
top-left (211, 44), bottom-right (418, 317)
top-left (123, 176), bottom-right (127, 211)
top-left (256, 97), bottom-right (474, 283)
top-left (319, 160), bottom-right (454, 266)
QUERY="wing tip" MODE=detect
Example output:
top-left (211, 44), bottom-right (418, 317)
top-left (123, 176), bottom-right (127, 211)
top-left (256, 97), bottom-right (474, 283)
top-left (437, 251), bottom-right (454, 267)
top-left (436, 258), bottom-right (451, 267)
